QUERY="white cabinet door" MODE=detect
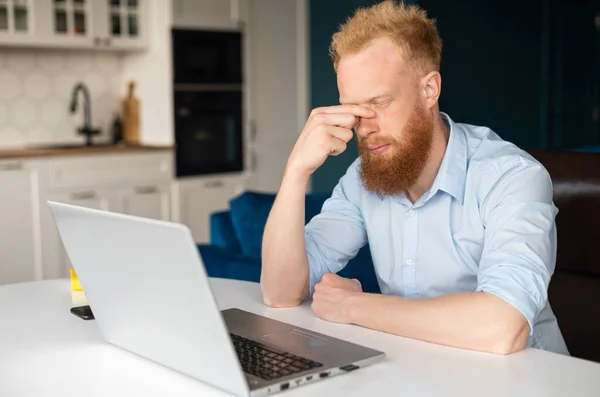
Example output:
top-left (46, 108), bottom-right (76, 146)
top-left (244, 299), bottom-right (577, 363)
top-left (92, 0), bottom-right (148, 50)
top-left (0, 160), bottom-right (41, 285)
top-left (0, 0), bottom-right (35, 45)
top-left (33, 0), bottom-right (96, 48)
top-left (40, 188), bottom-right (111, 279)
top-left (117, 183), bottom-right (171, 221)
top-left (1, 0), bottom-right (148, 50)
top-left (176, 178), bottom-right (241, 244)
top-left (244, 0), bottom-right (308, 192)
top-left (172, 0), bottom-right (242, 30)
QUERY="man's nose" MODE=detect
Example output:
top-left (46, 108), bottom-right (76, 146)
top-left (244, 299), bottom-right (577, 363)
top-left (355, 116), bottom-right (378, 138)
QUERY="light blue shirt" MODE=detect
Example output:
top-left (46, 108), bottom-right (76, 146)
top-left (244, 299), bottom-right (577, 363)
top-left (305, 112), bottom-right (569, 355)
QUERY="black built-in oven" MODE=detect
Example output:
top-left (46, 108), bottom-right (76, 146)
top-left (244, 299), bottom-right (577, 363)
top-left (172, 28), bottom-right (244, 177)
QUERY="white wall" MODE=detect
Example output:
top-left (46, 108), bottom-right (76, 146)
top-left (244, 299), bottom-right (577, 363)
top-left (120, 1), bottom-right (174, 146)
top-left (0, 48), bottom-right (123, 148)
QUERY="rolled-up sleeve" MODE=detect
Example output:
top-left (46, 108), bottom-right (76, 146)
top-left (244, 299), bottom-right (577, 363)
top-left (476, 160), bottom-right (557, 334)
top-left (305, 160), bottom-right (367, 296)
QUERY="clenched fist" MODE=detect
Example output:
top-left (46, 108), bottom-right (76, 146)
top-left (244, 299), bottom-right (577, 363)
top-left (285, 105), bottom-right (375, 179)
top-left (312, 273), bottom-right (363, 324)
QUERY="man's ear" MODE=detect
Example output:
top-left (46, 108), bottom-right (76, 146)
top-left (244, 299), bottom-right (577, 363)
top-left (421, 71), bottom-right (441, 109)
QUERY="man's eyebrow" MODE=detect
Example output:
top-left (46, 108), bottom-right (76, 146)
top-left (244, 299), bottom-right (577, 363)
top-left (339, 94), bottom-right (393, 105)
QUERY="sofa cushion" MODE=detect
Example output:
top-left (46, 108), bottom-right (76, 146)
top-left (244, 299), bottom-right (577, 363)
top-left (229, 191), bottom-right (332, 260)
top-left (305, 192), bottom-right (332, 223)
top-left (548, 270), bottom-right (600, 362)
top-left (229, 192), bottom-right (277, 260)
top-left (198, 244), bottom-right (262, 282)
top-left (527, 150), bottom-right (600, 277)
top-left (210, 210), bottom-right (242, 254)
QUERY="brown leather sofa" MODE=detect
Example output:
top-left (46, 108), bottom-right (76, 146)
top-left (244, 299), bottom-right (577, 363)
top-left (527, 149), bottom-right (600, 362)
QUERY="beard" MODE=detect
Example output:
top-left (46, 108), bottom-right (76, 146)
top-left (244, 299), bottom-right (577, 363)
top-left (358, 101), bottom-right (434, 196)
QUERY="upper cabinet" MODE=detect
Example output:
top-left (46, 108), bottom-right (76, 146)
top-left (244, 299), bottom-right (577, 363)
top-left (90, 0), bottom-right (147, 50)
top-left (44, 0), bottom-right (95, 46)
top-left (0, 0), bottom-right (148, 50)
top-left (172, 0), bottom-right (245, 31)
top-left (0, 0), bottom-right (34, 36)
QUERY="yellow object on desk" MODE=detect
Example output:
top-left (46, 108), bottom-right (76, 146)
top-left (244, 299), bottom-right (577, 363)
top-left (70, 268), bottom-right (83, 291)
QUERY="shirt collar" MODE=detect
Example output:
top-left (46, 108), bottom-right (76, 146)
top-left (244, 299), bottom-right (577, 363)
top-left (428, 112), bottom-right (468, 204)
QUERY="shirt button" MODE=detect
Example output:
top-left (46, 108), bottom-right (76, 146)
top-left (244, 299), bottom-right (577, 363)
top-left (406, 259), bottom-right (413, 266)
top-left (406, 210), bottom-right (415, 217)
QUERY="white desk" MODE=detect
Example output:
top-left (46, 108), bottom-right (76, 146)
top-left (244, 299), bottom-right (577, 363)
top-left (1, 278), bottom-right (599, 397)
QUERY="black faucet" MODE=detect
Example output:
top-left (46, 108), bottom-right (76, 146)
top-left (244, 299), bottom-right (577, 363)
top-left (70, 82), bottom-right (100, 146)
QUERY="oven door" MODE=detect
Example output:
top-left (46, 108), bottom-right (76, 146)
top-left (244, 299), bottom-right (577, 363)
top-left (174, 91), bottom-right (244, 177)
top-left (172, 29), bottom-right (242, 85)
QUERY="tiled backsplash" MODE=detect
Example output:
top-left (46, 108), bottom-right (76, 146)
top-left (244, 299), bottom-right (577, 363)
top-left (0, 48), bottom-right (124, 148)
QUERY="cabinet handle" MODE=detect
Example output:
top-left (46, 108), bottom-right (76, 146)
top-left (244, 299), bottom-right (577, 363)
top-left (94, 36), bottom-right (101, 46)
top-left (249, 119), bottom-right (257, 143)
top-left (0, 162), bottom-right (23, 171)
top-left (205, 180), bottom-right (224, 188)
top-left (104, 37), bottom-right (111, 46)
top-left (71, 191), bottom-right (97, 201)
top-left (135, 186), bottom-right (158, 195)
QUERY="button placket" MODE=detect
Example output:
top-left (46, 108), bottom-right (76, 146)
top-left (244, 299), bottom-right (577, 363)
top-left (402, 208), bottom-right (419, 297)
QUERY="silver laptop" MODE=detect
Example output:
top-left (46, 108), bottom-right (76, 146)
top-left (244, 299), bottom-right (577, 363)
top-left (47, 201), bottom-right (385, 396)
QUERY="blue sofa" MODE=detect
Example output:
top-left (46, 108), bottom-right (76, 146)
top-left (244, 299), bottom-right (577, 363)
top-left (197, 191), bottom-right (381, 294)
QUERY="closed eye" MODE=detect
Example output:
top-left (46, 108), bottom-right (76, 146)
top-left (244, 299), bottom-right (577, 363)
top-left (373, 99), bottom-right (392, 108)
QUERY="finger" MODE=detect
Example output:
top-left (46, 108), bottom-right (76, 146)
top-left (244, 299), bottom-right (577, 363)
top-left (326, 126), bottom-right (354, 143)
top-left (313, 113), bottom-right (359, 129)
top-left (352, 278), bottom-right (362, 289)
top-left (314, 281), bottom-right (325, 293)
top-left (320, 273), bottom-right (338, 285)
top-left (312, 105), bottom-right (375, 119)
top-left (328, 139), bottom-right (347, 156)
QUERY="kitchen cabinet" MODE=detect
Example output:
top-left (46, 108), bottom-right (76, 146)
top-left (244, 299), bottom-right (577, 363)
top-left (90, 0), bottom-right (148, 50)
top-left (40, 183), bottom-right (171, 280)
top-left (0, 150), bottom-right (174, 285)
top-left (37, 0), bottom-right (95, 47)
top-left (0, 0), bottom-right (148, 50)
top-left (114, 183), bottom-right (171, 221)
top-left (0, 0), bottom-right (34, 36)
top-left (0, 159), bottom-right (42, 285)
top-left (38, 151), bottom-right (174, 280)
top-left (172, 0), bottom-right (245, 30)
top-left (39, 187), bottom-right (112, 280)
top-left (173, 176), bottom-right (243, 244)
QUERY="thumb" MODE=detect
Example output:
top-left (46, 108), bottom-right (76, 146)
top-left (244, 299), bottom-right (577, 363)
top-left (352, 278), bottom-right (362, 289)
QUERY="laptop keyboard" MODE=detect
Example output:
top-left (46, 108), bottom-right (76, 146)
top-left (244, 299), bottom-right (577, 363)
top-left (230, 333), bottom-right (323, 381)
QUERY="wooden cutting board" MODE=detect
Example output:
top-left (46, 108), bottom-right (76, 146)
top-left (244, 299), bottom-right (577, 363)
top-left (122, 81), bottom-right (140, 144)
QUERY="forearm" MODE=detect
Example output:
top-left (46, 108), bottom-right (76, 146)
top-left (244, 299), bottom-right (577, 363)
top-left (260, 171), bottom-right (311, 307)
top-left (346, 292), bottom-right (530, 354)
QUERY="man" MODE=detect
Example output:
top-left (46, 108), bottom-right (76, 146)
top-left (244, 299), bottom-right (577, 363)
top-left (260, 0), bottom-right (568, 356)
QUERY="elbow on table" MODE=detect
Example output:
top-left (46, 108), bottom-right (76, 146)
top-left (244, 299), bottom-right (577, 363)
top-left (260, 282), bottom-right (306, 308)
top-left (262, 295), bottom-right (303, 308)
top-left (487, 320), bottom-right (530, 355)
